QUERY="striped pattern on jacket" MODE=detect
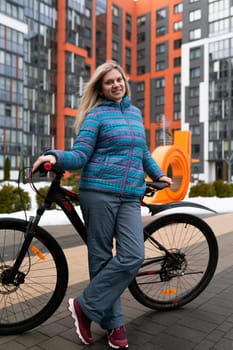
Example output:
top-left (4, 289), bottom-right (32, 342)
top-left (46, 96), bottom-right (165, 198)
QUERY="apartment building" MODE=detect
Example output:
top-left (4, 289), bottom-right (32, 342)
top-left (0, 0), bottom-right (183, 177)
top-left (182, 0), bottom-right (233, 182)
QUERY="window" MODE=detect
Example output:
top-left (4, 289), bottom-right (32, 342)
top-left (155, 77), bottom-right (165, 88)
top-left (112, 5), bottom-right (119, 17)
top-left (137, 32), bottom-right (145, 43)
top-left (126, 13), bottom-right (132, 25)
top-left (156, 95), bottom-right (165, 105)
top-left (126, 30), bottom-right (131, 41)
top-left (209, 1), bottom-right (231, 22)
top-left (126, 47), bottom-right (131, 58)
top-left (174, 21), bottom-right (183, 31)
top-left (174, 74), bottom-right (181, 85)
top-left (137, 15), bottom-right (146, 26)
top-left (136, 82), bottom-right (145, 92)
top-left (156, 25), bottom-right (167, 36)
top-left (125, 13), bottom-right (132, 41)
top-left (155, 113), bottom-right (164, 122)
top-left (112, 41), bottom-right (118, 51)
top-left (85, 8), bottom-right (91, 18)
top-left (209, 18), bottom-right (230, 37)
top-left (174, 57), bottom-right (181, 66)
top-left (112, 23), bottom-right (118, 34)
top-left (137, 65), bottom-right (145, 74)
top-left (190, 124), bottom-right (200, 136)
top-left (156, 128), bottom-right (170, 145)
top-left (2, 27), bottom-right (24, 55)
top-left (174, 93), bottom-right (181, 103)
top-left (209, 38), bottom-right (230, 60)
top-left (156, 42), bottom-right (166, 54)
top-left (137, 99), bottom-right (144, 108)
top-left (190, 67), bottom-right (201, 78)
top-left (0, 1), bottom-right (24, 21)
top-left (189, 86), bottom-right (199, 98)
top-left (156, 8), bottom-right (167, 20)
top-left (174, 111), bottom-right (181, 120)
top-left (174, 39), bottom-right (182, 49)
top-left (189, 28), bottom-right (201, 40)
top-left (84, 27), bottom-right (91, 39)
top-left (125, 64), bottom-right (131, 74)
top-left (190, 47), bottom-right (201, 60)
top-left (137, 48), bottom-right (145, 59)
top-left (5, 104), bottom-right (12, 117)
top-left (192, 144), bottom-right (200, 154)
top-left (174, 3), bottom-right (183, 14)
top-left (156, 60), bottom-right (167, 71)
top-left (189, 105), bottom-right (199, 117)
top-left (189, 9), bottom-right (201, 22)
top-left (96, 31), bottom-right (101, 41)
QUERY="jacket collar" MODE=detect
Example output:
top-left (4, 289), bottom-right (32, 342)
top-left (101, 96), bottom-right (131, 110)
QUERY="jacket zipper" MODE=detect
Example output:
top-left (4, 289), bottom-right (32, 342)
top-left (121, 104), bottom-right (134, 194)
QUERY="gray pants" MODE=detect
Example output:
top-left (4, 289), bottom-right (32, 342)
top-left (77, 190), bottom-right (144, 330)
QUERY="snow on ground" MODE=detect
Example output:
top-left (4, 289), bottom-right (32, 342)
top-left (0, 181), bottom-right (233, 226)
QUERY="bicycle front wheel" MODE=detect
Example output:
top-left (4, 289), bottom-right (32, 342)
top-left (0, 218), bottom-right (69, 335)
top-left (129, 213), bottom-right (218, 311)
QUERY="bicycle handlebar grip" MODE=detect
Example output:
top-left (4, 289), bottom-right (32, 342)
top-left (146, 182), bottom-right (169, 190)
top-left (43, 162), bottom-right (53, 171)
top-left (35, 161), bottom-right (54, 176)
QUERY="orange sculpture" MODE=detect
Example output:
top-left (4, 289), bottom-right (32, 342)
top-left (145, 130), bottom-right (192, 204)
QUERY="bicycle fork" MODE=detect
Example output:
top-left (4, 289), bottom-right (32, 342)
top-left (2, 216), bottom-right (39, 286)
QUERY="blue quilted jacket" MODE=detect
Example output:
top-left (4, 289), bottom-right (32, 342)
top-left (47, 96), bottom-right (165, 198)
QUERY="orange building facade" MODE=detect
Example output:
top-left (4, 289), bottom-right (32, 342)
top-left (56, 0), bottom-right (182, 153)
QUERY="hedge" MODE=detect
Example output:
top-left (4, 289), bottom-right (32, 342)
top-left (0, 184), bottom-right (31, 213)
top-left (189, 180), bottom-right (233, 198)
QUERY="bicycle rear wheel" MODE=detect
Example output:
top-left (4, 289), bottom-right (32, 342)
top-left (0, 218), bottom-right (68, 335)
top-left (129, 213), bottom-right (218, 311)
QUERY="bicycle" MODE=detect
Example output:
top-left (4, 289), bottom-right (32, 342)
top-left (0, 163), bottom-right (218, 335)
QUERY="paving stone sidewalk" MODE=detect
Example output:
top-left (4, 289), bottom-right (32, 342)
top-left (1, 213), bottom-right (233, 349)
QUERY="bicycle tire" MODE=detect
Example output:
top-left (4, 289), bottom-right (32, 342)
top-left (129, 213), bottom-right (218, 311)
top-left (0, 218), bottom-right (69, 335)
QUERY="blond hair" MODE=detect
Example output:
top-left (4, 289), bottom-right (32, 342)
top-left (74, 61), bottom-right (131, 133)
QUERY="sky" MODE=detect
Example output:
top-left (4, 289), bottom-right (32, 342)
top-left (1, 181), bottom-right (233, 226)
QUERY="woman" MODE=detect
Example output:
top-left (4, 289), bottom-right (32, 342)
top-left (32, 61), bottom-right (172, 349)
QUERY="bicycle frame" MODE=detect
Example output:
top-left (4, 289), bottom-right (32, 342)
top-left (44, 177), bottom-right (87, 244)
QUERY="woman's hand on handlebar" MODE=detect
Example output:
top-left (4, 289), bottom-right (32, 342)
top-left (32, 154), bottom-right (57, 173)
top-left (158, 175), bottom-right (173, 186)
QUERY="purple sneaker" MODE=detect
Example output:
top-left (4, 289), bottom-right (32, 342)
top-left (108, 326), bottom-right (128, 348)
top-left (67, 298), bottom-right (93, 345)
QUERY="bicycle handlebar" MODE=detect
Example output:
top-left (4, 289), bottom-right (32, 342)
top-left (33, 162), bottom-right (168, 193)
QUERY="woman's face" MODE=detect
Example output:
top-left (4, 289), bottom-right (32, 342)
top-left (101, 68), bottom-right (126, 103)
